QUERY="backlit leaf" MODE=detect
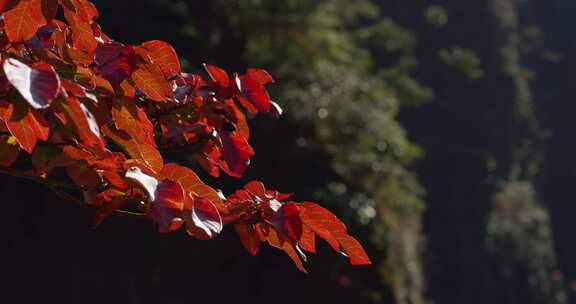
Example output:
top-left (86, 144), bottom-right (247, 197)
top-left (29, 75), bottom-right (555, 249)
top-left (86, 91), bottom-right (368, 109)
top-left (131, 63), bottom-right (172, 102)
top-left (3, 58), bottom-right (60, 109)
top-left (3, 0), bottom-right (46, 42)
top-left (141, 40), bottom-right (181, 79)
top-left (161, 163), bottom-right (225, 211)
top-left (299, 202), bottom-right (371, 265)
top-left (186, 195), bottom-right (223, 240)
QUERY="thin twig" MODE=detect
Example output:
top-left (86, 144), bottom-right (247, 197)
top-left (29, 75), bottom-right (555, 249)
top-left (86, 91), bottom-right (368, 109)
top-left (0, 166), bottom-right (147, 218)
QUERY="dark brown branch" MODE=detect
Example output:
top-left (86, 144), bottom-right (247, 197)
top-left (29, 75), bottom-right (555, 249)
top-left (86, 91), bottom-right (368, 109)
top-left (0, 166), bottom-right (147, 218)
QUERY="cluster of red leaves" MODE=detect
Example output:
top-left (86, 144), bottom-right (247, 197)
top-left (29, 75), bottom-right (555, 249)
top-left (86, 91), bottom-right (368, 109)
top-left (0, 0), bottom-right (370, 271)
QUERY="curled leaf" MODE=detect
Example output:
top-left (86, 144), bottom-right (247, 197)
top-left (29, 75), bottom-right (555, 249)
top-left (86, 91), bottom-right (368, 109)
top-left (3, 58), bottom-right (60, 109)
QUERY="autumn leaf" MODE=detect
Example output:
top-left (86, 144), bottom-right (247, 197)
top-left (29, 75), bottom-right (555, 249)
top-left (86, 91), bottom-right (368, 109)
top-left (299, 202), bottom-right (371, 265)
top-left (161, 163), bottom-right (224, 211)
top-left (104, 125), bottom-right (164, 173)
top-left (203, 64), bottom-right (229, 87)
top-left (3, 0), bottom-right (47, 42)
top-left (267, 228), bottom-right (308, 273)
top-left (246, 68), bottom-right (274, 85)
top-left (220, 131), bottom-right (254, 176)
top-left (131, 63), bottom-right (172, 102)
top-left (3, 58), bottom-right (60, 109)
top-left (95, 42), bottom-right (136, 86)
top-left (238, 74), bottom-right (272, 112)
top-left (56, 96), bottom-right (103, 149)
top-left (141, 40), bottom-right (181, 79)
top-left (1, 101), bottom-right (49, 153)
top-left (150, 179), bottom-right (185, 232)
top-left (185, 195), bottom-right (223, 240)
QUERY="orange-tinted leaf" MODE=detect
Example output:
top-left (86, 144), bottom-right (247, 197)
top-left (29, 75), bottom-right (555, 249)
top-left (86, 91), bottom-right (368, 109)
top-left (3, 58), bottom-right (60, 109)
top-left (299, 202), bottom-right (371, 265)
top-left (131, 63), bottom-right (172, 101)
top-left (104, 125), bottom-right (164, 173)
top-left (62, 3), bottom-right (97, 53)
top-left (2, 101), bottom-right (49, 153)
top-left (224, 99), bottom-right (249, 139)
top-left (160, 163), bottom-right (225, 212)
top-left (111, 98), bottom-right (155, 147)
top-left (267, 228), bottom-right (307, 273)
top-left (299, 224), bottom-right (316, 253)
top-left (141, 40), bottom-right (181, 79)
top-left (56, 96), bottom-right (103, 148)
top-left (66, 163), bottom-right (101, 187)
top-left (185, 195), bottom-right (223, 240)
top-left (234, 224), bottom-right (262, 256)
top-left (3, 0), bottom-right (46, 42)
top-left (150, 179), bottom-right (184, 231)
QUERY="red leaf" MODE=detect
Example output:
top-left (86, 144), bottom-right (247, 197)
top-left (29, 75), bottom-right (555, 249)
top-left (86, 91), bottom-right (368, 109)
top-left (220, 131), bottom-right (254, 176)
top-left (203, 64), bottom-right (229, 87)
top-left (95, 42), bottom-right (135, 86)
top-left (299, 202), bottom-right (371, 265)
top-left (238, 75), bottom-right (271, 112)
top-left (246, 68), bottom-right (274, 85)
top-left (111, 97), bottom-right (155, 148)
top-left (2, 101), bottom-right (49, 153)
top-left (234, 224), bottom-right (262, 256)
top-left (103, 125), bottom-right (164, 173)
top-left (266, 202), bottom-right (303, 243)
top-left (141, 40), bottom-right (181, 79)
top-left (0, 0), bottom-right (17, 14)
top-left (62, 1), bottom-right (98, 53)
top-left (3, 0), bottom-right (46, 42)
top-left (56, 96), bottom-right (103, 149)
top-left (149, 179), bottom-right (185, 231)
top-left (131, 63), bottom-right (172, 101)
top-left (41, 0), bottom-right (58, 22)
top-left (267, 228), bottom-right (308, 273)
top-left (160, 163), bottom-right (225, 212)
top-left (125, 166), bottom-right (158, 200)
top-left (185, 195), bottom-right (223, 240)
top-left (95, 196), bottom-right (127, 226)
top-left (299, 225), bottom-right (316, 253)
top-left (3, 58), bottom-right (60, 109)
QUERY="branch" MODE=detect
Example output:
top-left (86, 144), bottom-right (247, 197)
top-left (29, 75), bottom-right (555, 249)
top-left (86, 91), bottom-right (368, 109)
top-left (0, 166), bottom-right (147, 218)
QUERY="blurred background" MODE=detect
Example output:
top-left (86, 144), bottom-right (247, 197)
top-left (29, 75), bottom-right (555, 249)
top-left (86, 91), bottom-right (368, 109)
top-left (3, 0), bottom-right (576, 303)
